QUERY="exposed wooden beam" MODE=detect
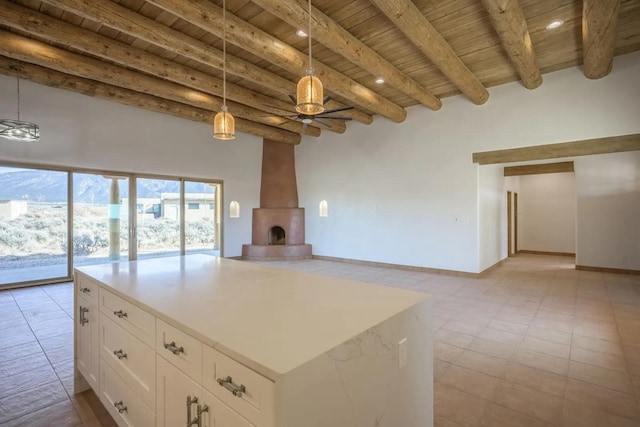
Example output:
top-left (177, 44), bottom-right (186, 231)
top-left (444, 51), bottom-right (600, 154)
top-left (473, 134), bottom-right (640, 164)
top-left (144, 0), bottom-right (407, 122)
top-left (583, 0), bottom-right (621, 79)
top-left (481, 0), bottom-right (542, 89)
top-left (0, 33), bottom-right (303, 145)
top-left (370, 0), bottom-right (489, 105)
top-left (0, 1), bottom-right (332, 135)
top-left (250, 0), bottom-right (441, 111)
top-left (504, 161), bottom-right (575, 176)
top-left (0, 57), bottom-right (301, 145)
top-left (39, 0), bottom-right (371, 125)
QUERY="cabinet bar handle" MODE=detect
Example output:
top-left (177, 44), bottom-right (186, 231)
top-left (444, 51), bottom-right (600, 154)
top-left (186, 395), bottom-right (197, 426)
top-left (80, 287), bottom-right (91, 294)
top-left (113, 349), bottom-right (127, 360)
top-left (113, 310), bottom-right (127, 318)
top-left (217, 376), bottom-right (246, 397)
top-left (114, 400), bottom-right (127, 413)
top-left (79, 306), bottom-right (89, 326)
top-left (163, 341), bottom-right (184, 355)
top-left (195, 404), bottom-right (208, 427)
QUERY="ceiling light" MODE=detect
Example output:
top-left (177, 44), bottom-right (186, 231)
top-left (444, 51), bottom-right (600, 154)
top-left (296, 0), bottom-right (325, 116)
top-left (375, 77), bottom-right (385, 84)
top-left (0, 75), bottom-right (40, 143)
top-left (296, 29), bottom-right (307, 37)
top-left (213, 0), bottom-right (235, 140)
top-left (546, 20), bottom-right (564, 30)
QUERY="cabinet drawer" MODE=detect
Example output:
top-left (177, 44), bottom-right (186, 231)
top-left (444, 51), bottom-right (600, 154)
top-left (100, 361), bottom-right (155, 427)
top-left (76, 273), bottom-right (99, 304)
top-left (100, 313), bottom-right (156, 411)
top-left (203, 345), bottom-right (275, 426)
top-left (100, 289), bottom-right (155, 347)
top-left (156, 318), bottom-right (203, 382)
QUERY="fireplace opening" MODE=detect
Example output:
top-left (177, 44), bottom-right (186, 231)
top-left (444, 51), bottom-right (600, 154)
top-left (268, 226), bottom-right (286, 245)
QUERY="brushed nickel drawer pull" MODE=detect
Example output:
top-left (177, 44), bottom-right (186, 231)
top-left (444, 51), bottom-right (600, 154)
top-left (80, 287), bottom-right (91, 294)
top-left (114, 400), bottom-right (127, 413)
top-left (217, 376), bottom-right (246, 397)
top-left (113, 310), bottom-right (127, 319)
top-left (79, 306), bottom-right (89, 326)
top-left (163, 341), bottom-right (184, 355)
top-left (113, 349), bottom-right (127, 360)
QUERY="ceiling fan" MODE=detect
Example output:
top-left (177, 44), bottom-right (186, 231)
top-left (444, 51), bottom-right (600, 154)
top-left (266, 96), bottom-right (353, 131)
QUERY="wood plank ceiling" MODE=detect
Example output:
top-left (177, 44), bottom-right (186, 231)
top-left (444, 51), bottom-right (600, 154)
top-left (1, 0), bottom-right (639, 145)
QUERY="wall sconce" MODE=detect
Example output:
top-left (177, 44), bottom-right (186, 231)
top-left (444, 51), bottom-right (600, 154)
top-left (229, 201), bottom-right (240, 218)
top-left (319, 200), bottom-right (328, 217)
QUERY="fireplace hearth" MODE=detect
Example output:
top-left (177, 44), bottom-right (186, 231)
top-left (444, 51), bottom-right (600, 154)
top-left (242, 139), bottom-right (312, 260)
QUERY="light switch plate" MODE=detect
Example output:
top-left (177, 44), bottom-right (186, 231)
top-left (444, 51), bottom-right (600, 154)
top-left (398, 338), bottom-right (408, 369)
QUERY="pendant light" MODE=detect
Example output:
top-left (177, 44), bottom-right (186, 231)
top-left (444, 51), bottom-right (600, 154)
top-left (0, 73), bottom-right (40, 142)
top-left (295, 0), bottom-right (324, 115)
top-left (213, 0), bottom-right (235, 140)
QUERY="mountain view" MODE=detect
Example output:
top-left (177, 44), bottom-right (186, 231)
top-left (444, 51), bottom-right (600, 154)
top-left (0, 169), bottom-right (215, 203)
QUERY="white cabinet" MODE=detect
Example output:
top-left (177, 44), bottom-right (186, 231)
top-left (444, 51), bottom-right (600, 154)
top-left (156, 355), bottom-right (253, 427)
top-left (76, 291), bottom-right (99, 391)
top-left (100, 362), bottom-right (155, 427)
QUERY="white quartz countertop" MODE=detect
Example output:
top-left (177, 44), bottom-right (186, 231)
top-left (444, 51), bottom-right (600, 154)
top-left (76, 255), bottom-right (429, 379)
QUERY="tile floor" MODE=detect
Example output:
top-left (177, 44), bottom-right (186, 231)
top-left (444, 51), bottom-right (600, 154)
top-left (0, 254), bottom-right (639, 426)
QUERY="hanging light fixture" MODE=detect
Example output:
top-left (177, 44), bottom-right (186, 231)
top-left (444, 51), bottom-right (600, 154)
top-left (213, 0), bottom-right (235, 140)
top-left (295, 0), bottom-right (324, 115)
top-left (0, 74), bottom-right (40, 142)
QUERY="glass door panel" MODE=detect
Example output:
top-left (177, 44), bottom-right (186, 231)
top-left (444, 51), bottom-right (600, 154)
top-left (184, 181), bottom-right (220, 256)
top-left (0, 166), bottom-right (69, 286)
top-left (135, 177), bottom-right (180, 259)
top-left (73, 173), bottom-right (129, 266)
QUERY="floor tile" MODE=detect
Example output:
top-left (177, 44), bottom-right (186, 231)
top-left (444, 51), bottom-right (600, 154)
top-left (434, 384), bottom-right (490, 427)
top-left (1, 399), bottom-right (83, 427)
top-left (564, 379), bottom-right (640, 421)
top-left (514, 348), bottom-right (570, 376)
top-left (480, 403), bottom-right (553, 427)
top-left (493, 381), bottom-right (564, 425)
top-left (438, 364), bottom-right (502, 400)
top-left (468, 337), bottom-right (517, 360)
top-left (454, 350), bottom-right (508, 378)
top-left (504, 362), bottom-right (567, 397)
top-left (0, 379), bottom-right (67, 423)
top-left (568, 360), bottom-right (635, 393)
top-left (561, 397), bottom-right (640, 427)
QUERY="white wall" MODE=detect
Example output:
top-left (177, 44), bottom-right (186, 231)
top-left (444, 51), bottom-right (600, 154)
top-left (0, 77), bottom-right (263, 257)
top-left (297, 51), bottom-right (640, 273)
top-left (575, 152), bottom-right (640, 271)
top-left (518, 173), bottom-right (576, 254)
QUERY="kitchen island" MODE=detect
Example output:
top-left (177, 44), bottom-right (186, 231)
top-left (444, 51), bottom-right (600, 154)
top-left (74, 254), bottom-right (433, 426)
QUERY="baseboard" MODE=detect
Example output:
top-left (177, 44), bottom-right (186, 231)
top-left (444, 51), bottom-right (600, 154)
top-left (575, 265), bottom-right (640, 276)
top-left (517, 250), bottom-right (576, 257)
top-left (225, 256), bottom-right (243, 260)
top-left (478, 258), bottom-right (508, 277)
top-left (311, 255), bottom-right (493, 278)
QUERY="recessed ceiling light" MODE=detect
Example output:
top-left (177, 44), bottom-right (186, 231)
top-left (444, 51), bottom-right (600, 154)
top-left (546, 20), bottom-right (564, 30)
top-left (375, 77), bottom-right (385, 84)
top-left (296, 29), bottom-right (308, 37)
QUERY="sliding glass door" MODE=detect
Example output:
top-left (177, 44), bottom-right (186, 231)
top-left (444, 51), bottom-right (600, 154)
top-left (73, 173), bottom-right (129, 266)
top-left (0, 166), bottom-right (69, 286)
top-left (184, 181), bottom-right (221, 256)
top-left (135, 177), bottom-right (181, 259)
top-left (0, 164), bottom-right (223, 288)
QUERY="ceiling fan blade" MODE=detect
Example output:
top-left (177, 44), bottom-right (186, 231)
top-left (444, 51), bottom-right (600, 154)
top-left (323, 95), bottom-right (331, 105)
top-left (322, 106), bottom-right (354, 114)
top-left (288, 94), bottom-right (297, 105)
top-left (314, 115), bottom-right (353, 121)
top-left (312, 118), bottom-right (333, 128)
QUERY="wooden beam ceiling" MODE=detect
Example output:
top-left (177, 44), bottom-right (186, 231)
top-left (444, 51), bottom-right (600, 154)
top-left (249, 0), bottom-right (441, 110)
top-left (583, 0), bottom-right (621, 79)
top-left (370, 0), bottom-right (489, 105)
top-left (473, 134), bottom-right (640, 165)
top-left (0, 0), bottom-right (637, 143)
top-left (0, 57), bottom-right (301, 145)
top-left (481, 0), bottom-right (542, 89)
top-left (144, 0), bottom-right (408, 122)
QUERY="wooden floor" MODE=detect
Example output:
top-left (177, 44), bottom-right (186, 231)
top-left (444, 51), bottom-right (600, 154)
top-left (1, 254), bottom-right (639, 426)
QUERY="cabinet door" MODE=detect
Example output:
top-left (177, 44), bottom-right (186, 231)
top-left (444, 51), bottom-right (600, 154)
top-left (202, 389), bottom-right (255, 427)
top-left (77, 293), bottom-right (99, 391)
top-left (156, 355), bottom-right (202, 427)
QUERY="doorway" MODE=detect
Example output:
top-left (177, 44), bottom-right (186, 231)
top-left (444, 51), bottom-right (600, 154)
top-left (507, 191), bottom-right (518, 257)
